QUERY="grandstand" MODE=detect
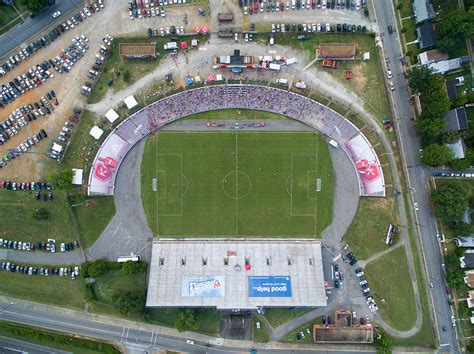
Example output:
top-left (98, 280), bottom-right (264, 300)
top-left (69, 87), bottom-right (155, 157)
top-left (88, 84), bottom-right (385, 197)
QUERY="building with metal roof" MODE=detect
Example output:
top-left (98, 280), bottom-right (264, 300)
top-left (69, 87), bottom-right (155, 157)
top-left (146, 239), bottom-right (327, 310)
top-left (444, 107), bottom-right (468, 132)
top-left (416, 22), bottom-right (436, 50)
top-left (413, 0), bottom-right (435, 24)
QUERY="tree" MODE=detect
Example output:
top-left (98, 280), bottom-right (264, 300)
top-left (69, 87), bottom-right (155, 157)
top-left (446, 268), bottom-right (465, 289)
top-left (32, 208), bottom-right (49, 220)
top-left (175, 309), bottom-right (199, 332)
top-left (121, 261), bottom-right (147, 275)
top-left (19, 0), bottom-right (50, 14)
top-left (408, 66), bottom-right (434, 93)
top-left (449, 158), bottom-right (471, 171)
top-left (415, 117), bottom-right (445, 146)
top-left (113, 290), bottom-right (145, 314)
top-left (431, 180), bottom-right (471, 223)
top-left (437, 9), bottom-right (474, 51)
top-left (420, 75), bottom-right (451, 119)
top-left (420, 144), bottom-right (454, 167)
top-left (442, 130), bottom-right (464, 145)
top-left (82, 259), bottom-right (111, 278)
top-left (375, 332), bottom-right (393, 354)
top-left (49, 168), bottom-right (73, 190)
top-left (452, 222), bottom-right (474, 237)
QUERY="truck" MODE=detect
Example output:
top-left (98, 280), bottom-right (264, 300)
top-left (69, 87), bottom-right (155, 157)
top-left (269, 63), bottom-right (281, 71)
top-left (285, 58), bottom-right (297, 65)
top-left (164, 42), bottom-right (178, 50)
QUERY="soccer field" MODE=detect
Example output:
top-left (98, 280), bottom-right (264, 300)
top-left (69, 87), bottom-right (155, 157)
top-left (141, 132), bottom-right (334, 237)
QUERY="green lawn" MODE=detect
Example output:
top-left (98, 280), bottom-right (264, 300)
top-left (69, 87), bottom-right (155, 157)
top-left (70, 196), bottom-right (115, 248)
top-left (0, 1), bottom-right (27, 34)
top-left (145, 308), bottom-right (220, 335)
top-left (253, 316), bottom-right (270, 342)
top-left (0, 267), bottom-right (85, 309)
top-left (281, 317), bottom-right (321, 343)
top-left (141, 130), bottom-right (333, 237)
top-left (343, 197), bottom-right (397, 260)
top-left (364, 245), bottom-right (417, 331)
top-left (0, 189), bottom-right (80, 244)
top-left (0, 321), bottom-right (120, 354)
top-left (264, 308), bottom-right (315, 328)
top-left (272, 33), bottom-right (391, 120)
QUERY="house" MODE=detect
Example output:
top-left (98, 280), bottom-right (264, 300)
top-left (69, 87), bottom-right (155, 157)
top-left (464, 270), bottom-right (474, 288)
top-left (413, 0), bottom-right (435, 24)
top-left (447, 139), bottom-right (466, 159)
top-left (455, 236), bottom-right (474, 248)
top-left (418, 49), bottom-right (449, 65)
top-left (460, 250), bottom-right (474, 268)
top-left (445, 80), bottom-right (457, 101)
top-left (444, 107), bottom-right (468, 132)
top-left (468, 291), bottom-right (474, 308)
top-left (416, 22), bottom-right (436, 50)
top-left (428, 58), bottom-right (464, 75)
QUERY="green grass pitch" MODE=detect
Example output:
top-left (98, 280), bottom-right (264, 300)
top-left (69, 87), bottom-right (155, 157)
top-left (141, 131), bottom-right (333, 237)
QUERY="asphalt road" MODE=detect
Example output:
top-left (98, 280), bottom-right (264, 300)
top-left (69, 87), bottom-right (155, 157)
top-left (0, 299), bottom-right (374, 353)
top-left (0, 335), bottom-right (70, 354)
top-left (372, 0), bottom-right (458, 352)
top-left (0, 0), bottom-right (84, 59)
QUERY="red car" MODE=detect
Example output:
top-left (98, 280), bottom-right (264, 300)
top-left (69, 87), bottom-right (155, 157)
top-left (445, 286), bottom-right (451, 295)
top-left (254, 1), bottom-right (258, 12)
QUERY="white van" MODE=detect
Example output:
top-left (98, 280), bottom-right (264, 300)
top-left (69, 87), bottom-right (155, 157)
top-left (269, 36), bottom-right (274, 46)
top-left (276, 78), bottom-right (288, 86)
top-left (328, 139), bottom-right (339, 148)
top-left (285, 58), bottom-right (297, 65)
top-left (164, 42), bottom-right (178, 50)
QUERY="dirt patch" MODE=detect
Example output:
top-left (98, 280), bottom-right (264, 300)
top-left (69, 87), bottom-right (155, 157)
top-left (350, 63), bottom-right (368, 89)
top-left (366, 196), bottom-right (393, 211)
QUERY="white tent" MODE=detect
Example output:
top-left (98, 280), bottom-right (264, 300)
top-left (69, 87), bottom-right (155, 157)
top-left (90, 126), bottom-right (104, 140)
top-left (105, 109), bottom-right (119, 124)
top-left (363, 52), bottom-right (370, 61)
top-left (72, 168), bottom-right (83, 185)
top-left (52, 143), bottom-right (63, 153)
top-left (124, 95), bottom-right (138, 109)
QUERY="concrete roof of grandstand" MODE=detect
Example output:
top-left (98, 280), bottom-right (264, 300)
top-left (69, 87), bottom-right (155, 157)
top-left (318, 43), bottom-right (356, 59)
top-left (146, 239), bottom-right (327, 309)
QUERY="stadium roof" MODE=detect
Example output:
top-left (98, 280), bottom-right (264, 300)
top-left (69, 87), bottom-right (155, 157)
top-left (146, 239), bottom-right (327, 309)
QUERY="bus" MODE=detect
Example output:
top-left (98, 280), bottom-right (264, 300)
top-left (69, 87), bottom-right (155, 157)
top-left (117, 255), bottom-right (141, 263)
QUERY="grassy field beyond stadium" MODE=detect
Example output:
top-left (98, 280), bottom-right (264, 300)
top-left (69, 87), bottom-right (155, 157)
top-left (141, 131), bottom-right (333, 237)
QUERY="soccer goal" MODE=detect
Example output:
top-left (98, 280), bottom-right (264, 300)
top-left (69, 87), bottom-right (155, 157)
top-left (152, 178), bottom-right (158, 192)
top-left (316, 179), bottom-right (321, 192)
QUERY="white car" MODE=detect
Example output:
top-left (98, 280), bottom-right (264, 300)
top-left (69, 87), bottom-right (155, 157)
top-left (129, 10), bottom-right (134, 19)
top-left (244, 6), bottom-right (248, 15)
top-left (389, 81), bottom-right (395, 91)
top-left (160, 28), bottom-right (164, 36)
top-left (52, 11), bottom-right (61, 18)
top-left (414, 202), bottom-right (419, 211)
top-left (81, 34), bottom-right (89, 42)
top-left (387, 68), bottom-right (393, 79)
top-left (186, 339), bottom-right (195, 345)
top-left (96, 54), bottom-right (105, 61)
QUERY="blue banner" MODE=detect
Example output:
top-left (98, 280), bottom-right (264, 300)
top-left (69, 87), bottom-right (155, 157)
top-left (248, 276), bottom-right (292, 297)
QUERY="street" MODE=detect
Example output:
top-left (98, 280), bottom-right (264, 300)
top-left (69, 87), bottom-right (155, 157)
top-left (0, 298), bottom-right (375, 353)
top-left (0, 0), bottom-right (84, 60)
top-left (372, 0), bottom-right (459, 352)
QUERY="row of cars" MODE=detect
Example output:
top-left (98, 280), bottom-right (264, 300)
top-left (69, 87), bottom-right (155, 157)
top-left (355, 267), bottom-right (379, 313)
top-left (0, 181), bottom-right (52, 191)
top-left (80, 35), bottom-right (112, 98)
top-left (0, 262), bottom-right (81, 280)
top-left (129, 1), bottom-right (167, 19)
top-left (1, 129), bottom-right (48, 167)
top-left (242, 0), bottom-right (368, 14)
top-left (148, 26), bottom-right (186, 37)
top-left (0, 238), bottom-right (79, 253)
top-left (49, 35), bottom-right (90, 76)
top-left (271, 22), bottom-right (367, 34)
top-left (0, 91), bottom-right (57, 147)
top-left (434, 172), bottom-right (474, 178)
top-left (0, 63), bottom-right (55, 109)
top-left (0, 2), bottom-right (102, 77)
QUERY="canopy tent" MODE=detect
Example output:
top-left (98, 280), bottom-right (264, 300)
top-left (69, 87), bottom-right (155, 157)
top-left (105, 109), bottom-right (119, 124)
top-left (51, 143), bottom-right (63, 153)
top-left (181, 41), bottom-right (188, 49)
top-left (195, 25), bottom-right (201, 33)
top-left (185, 76), bottom-right (194, 85)
top-left (72, 168), bottom-right (84, 185)
top-left (90, 126), bottom-right (104, 140)
top-left (124, 95), bottom-right (138, 109)
top-left (207, 74), bottom-right (215, 81)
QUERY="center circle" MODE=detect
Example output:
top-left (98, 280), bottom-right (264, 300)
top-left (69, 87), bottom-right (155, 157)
top-left (222, 171), bottom-right (252, 200)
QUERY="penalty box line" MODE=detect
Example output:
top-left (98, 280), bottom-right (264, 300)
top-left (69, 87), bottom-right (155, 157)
top-left (155, 153), bottom-right (184, 217)
top-left (290, 153), bottom-right (319, 217)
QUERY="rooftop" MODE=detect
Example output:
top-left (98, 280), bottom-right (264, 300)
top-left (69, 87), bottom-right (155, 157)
top-left (444, 107), bottom-right (468, 132)
top-left (418, 49), bottom-right (449, 65)
top-left (146, 239), bottom-right (327, 309)
top-left (445, 80), bottom-right (457, 101)
top-left (417, 22), bottom-right (436, 49)
top-left (413, 0), bottom-right (435, 24)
